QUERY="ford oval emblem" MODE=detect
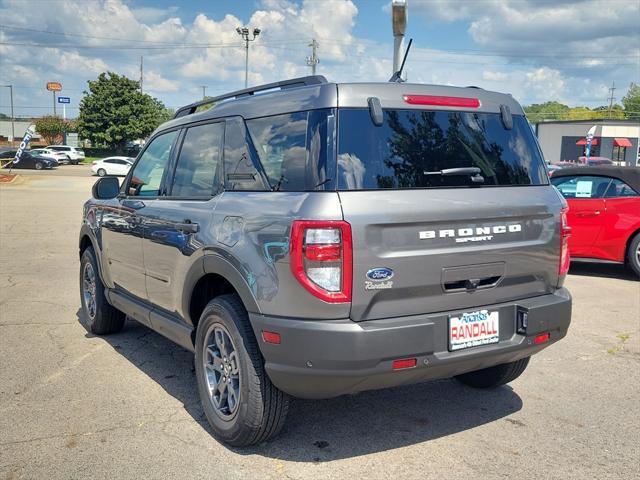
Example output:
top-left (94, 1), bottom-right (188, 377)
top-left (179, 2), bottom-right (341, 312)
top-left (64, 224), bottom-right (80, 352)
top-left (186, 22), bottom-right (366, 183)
top-left (366, 267), bottom-right (394, 281)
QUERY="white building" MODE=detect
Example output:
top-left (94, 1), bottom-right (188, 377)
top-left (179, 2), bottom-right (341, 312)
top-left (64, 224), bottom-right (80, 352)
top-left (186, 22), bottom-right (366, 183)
top-left (0, 120), bottom-right (41, 143)
top-left (535, 119), bottom-right (639, 166)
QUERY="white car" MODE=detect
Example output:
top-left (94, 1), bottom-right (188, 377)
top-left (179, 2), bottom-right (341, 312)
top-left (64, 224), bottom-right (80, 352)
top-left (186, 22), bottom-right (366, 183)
top-left (46, 145), bottom-right (85, 164)
top-left (30, 148), bottom-right (70, 164)
top-left (91, 156), bottom-right (134, 176)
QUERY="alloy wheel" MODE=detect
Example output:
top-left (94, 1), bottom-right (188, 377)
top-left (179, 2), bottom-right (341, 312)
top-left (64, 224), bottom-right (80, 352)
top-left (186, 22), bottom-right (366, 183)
top-left (82, 262), bottom-right (97, 320)
top-left (202, 323), bottom-right (241, 420)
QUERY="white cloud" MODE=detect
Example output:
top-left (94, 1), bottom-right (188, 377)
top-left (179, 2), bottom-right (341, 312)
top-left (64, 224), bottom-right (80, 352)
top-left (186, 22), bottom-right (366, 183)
top-left (482, 70), bottom-right (507, 82)
top-left (0, 0), bottom-right (636, 118)
top-left (144, 71), bottom-right (179, 92)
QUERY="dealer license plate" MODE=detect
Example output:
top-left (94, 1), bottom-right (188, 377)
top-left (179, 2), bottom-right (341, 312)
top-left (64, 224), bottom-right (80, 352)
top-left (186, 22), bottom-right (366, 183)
top-left (449, 309), bottom-right (500, 351)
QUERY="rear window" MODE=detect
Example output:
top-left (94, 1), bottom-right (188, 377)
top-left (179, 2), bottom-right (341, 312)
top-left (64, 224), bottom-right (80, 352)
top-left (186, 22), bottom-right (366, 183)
top-left (337, 109), bottom-right (547, 190)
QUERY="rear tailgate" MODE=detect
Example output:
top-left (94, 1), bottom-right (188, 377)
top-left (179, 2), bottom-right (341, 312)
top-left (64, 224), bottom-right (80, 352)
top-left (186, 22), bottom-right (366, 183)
top-left (340, 186), bottom-right (562, 322)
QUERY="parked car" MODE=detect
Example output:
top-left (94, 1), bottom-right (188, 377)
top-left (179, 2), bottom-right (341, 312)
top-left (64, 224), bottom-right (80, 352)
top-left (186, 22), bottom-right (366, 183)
top-left (90, 156), bottom-right (134, 176)
top-left (0, 148), bottom-right (17, 159)
top-left (551, 166), bottom-right (640, 276)
top-left (546, 163), bottom-right (563, 177)
top-left (578, 156), bottom-right (614, 166)
top-left (30, 148), bottom-right (70, 164)
top-left (79, 75), bottom-right (572, 446)
top-left (46, 145), bottom-right (85, 164)
top-left (3, 151), bottom-right (58, 170)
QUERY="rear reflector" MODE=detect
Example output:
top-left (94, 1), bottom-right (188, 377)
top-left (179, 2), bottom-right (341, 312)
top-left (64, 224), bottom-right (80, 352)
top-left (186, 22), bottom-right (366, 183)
top-left (261, 331), bottom-right (281, 345)
top-left (403, 94), bottom-right (480, 108)
top-left (392, 358), bottom-right (417, 370)
top-left (534, 332), bottom-right (550, 345)
top-left (559, 207), bottom-right (572, 276)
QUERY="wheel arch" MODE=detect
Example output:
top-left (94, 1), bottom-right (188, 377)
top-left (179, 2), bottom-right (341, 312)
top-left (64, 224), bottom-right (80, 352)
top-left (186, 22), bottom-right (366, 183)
top-left (624, 227), bottom-right (640, 265)
top-left (184, 254), bottom-right (261, 334)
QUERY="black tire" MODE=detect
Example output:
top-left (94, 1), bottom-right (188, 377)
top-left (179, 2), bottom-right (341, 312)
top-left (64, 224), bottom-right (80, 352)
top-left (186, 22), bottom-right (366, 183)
top-left (35, 162), bottom-right (43, 170)
top-left (79, 246), bottom-right (125, 335)
top-left (97, 168), bottom-right (106, 177)
top-left (194, 294), bottom-right (289, 447)
top-left (455, 357), bottom-right (530, 388)
top-left (626, 233), bottom-right (640, 278)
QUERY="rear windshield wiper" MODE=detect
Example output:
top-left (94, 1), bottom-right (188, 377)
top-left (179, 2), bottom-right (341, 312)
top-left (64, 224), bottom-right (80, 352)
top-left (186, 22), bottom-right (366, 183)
top-left (423, 167), bottom-right (485, 183)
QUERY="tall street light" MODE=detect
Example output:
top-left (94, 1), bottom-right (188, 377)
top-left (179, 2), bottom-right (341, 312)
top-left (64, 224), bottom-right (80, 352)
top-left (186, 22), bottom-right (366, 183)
top-left (2, 85), bottom-right (15, 145)
top-left (236, 27), bottom-right (261, 88)
top-left (391, 0), bottom-right (408, 77)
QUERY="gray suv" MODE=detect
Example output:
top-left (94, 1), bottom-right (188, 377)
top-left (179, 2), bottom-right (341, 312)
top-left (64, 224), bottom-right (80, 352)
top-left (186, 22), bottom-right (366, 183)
top-left (79, 76), bottom-right (572, 446)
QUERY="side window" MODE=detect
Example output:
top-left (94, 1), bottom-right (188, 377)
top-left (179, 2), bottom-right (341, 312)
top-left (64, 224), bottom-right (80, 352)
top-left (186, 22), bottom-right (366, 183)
top-left (551, 176), bottom-right (612, 199)
top-left (223, 117), bottom-right (266, 191)
top-left (171, 122), bottom-right (223, 197)
top-left (128, 130), bottom-right (178, 197)
top-left (247, 112), bottom-right (308, 190)
top-left (605, 179), bottom-right (640, 198)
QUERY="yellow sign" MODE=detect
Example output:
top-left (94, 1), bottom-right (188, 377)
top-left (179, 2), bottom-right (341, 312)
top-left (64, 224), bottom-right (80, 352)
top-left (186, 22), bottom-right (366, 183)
top-left (46, 82), bottom-right (62, 92)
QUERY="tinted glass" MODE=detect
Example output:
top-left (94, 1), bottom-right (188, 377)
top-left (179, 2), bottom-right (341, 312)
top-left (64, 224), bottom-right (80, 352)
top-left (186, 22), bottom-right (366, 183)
top-left (337, 109), bottom-right (547, 190)
top-left (223, 117), bottom-right (266, 191)
top-left (172, 122), bottom-right (223, 197)
top-left (551, 175), bottom-right (612, 199)
top-left (128, 130), bottom-right (178, 196)
top-left (246, 109), bottom-right (335, 191)
top-left (604, 178), bottom-right (639, 198)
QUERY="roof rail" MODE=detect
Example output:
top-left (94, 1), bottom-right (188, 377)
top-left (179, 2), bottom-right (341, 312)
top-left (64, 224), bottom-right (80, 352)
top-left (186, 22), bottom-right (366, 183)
top-left (173, 75), bottom-right (328, 119)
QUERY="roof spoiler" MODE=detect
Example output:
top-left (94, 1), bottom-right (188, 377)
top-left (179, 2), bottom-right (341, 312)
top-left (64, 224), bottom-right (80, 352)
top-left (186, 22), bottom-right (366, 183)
top-left (173, 75), bottom-right (328, 119)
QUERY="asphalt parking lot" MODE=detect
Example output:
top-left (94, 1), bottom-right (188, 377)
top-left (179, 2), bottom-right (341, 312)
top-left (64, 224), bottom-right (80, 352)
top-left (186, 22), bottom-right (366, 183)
top-left (1, 172), bottom-right (639, 480)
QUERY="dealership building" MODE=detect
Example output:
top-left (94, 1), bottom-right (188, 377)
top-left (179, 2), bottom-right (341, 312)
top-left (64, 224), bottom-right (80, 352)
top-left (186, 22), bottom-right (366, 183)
top-left (535, 119), bottom-right (640, 166)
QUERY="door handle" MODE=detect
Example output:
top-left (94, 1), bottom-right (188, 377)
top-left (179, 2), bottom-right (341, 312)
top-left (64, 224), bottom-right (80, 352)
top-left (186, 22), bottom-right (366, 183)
top-left (177, 221), bottom-right (199, 234)
top-left (122, 199), bottom-right (145, 210)
top-left (577, 211), bottom-right (601, 217)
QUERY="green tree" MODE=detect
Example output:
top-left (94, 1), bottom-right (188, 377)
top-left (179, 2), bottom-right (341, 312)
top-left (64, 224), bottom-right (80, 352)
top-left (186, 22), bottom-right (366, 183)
top-left (35, 115), bottom-right (70, 145)
top-left (523, 101), bottom-right (570, 123)
top-left (77, 72), bottom-right (171, 150)
top-left (622, 83), bottom-right (640, 120)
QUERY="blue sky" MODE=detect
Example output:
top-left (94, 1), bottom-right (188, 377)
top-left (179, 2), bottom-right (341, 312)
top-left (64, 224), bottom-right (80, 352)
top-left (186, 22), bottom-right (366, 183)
top-left (0, 0), bottom-right (638, 119)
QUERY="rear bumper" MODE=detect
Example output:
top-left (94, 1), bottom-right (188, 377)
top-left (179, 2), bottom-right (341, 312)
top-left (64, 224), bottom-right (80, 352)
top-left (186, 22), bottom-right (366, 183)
top-left (250, 288), bottom-right (571, 399)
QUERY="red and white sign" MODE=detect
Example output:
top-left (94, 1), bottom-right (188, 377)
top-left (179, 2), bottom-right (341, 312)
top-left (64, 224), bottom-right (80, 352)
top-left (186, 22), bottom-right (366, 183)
top-left (449, 310), bottom-right (499, 351)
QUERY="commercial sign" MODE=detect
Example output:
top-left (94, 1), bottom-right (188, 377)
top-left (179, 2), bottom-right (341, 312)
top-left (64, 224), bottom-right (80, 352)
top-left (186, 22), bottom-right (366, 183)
top-left (13, 125), bottom-right (36, 165)
top-left (46, 82), bottom-right (62, 92)
top-left (57, 96), bottom-right (70, 104)
top-left (584, 125), bottom-right (597, 159)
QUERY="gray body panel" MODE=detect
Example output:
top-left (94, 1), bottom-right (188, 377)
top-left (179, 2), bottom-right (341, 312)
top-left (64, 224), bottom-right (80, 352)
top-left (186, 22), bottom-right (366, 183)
top-left (79, 77), bottom-right (572, 400)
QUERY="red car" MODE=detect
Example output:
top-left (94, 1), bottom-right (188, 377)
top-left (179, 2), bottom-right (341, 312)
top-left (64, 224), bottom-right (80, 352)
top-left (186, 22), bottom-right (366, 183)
top-left (551, 166), bottom-right (640, 276)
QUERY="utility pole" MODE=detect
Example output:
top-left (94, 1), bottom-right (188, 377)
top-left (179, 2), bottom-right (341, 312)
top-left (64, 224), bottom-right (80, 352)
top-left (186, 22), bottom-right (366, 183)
top-left (2, 85), bottom-right (15, 144)
top-left (236, 27), bottom-right (261, 88)
top-left (607, 81), bottom-right (616, 119)
top-left (200, 85), bottom-right (207, 99)
top-left (140, 56), bottom-right (144, 94)
top-left (306, 39), bottom-right (319, 75)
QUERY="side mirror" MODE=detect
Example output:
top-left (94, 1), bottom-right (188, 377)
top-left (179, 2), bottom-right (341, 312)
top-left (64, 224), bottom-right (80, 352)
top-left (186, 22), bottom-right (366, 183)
top-left (92, 176), bottom-right (120, 200)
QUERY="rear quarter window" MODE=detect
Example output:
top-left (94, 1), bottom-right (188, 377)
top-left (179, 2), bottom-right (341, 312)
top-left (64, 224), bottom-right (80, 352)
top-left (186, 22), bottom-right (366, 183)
top-left (337, 109), bottom-right (547, 190)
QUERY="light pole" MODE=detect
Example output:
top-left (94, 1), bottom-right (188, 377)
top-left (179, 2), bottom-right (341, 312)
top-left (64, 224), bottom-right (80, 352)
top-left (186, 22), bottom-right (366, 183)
top-left (2, 85), bottom-right (15, 144)
top-left (236, 27), bottom-right (261, 88)
top-left (391, 0), bottom-right (408, 77)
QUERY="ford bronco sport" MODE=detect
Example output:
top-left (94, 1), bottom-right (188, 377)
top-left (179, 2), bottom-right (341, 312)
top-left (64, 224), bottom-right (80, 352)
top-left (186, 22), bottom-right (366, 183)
top-left (79, 76), bottom-right (572, 446)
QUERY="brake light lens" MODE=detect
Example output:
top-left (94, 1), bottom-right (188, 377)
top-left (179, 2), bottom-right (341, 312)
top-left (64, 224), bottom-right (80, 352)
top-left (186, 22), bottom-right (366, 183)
top-left (534, 332), bottom-right (550, 344)
top-left (403, 94), bottom-right (480, 108)
top-left (559, 207), bottom-right (572, 276)
top-left (290, 220), bottom-right (352, 303)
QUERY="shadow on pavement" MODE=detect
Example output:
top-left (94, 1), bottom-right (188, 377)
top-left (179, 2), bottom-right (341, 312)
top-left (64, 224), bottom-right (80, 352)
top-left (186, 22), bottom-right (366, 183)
top-left (569, 262), bottom-right (637, 280)
top-left (77, 309), bottom-right (524, 461)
